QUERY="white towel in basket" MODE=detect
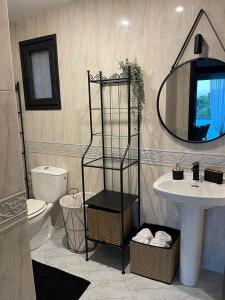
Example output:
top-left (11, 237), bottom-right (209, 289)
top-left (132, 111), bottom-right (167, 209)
top-left (149, 238), bottom-right (169, 248)
top-left (132, 228), bottom-right (153, 244)
top-left (136, 228), bottom-right (154, 240)
top-left (132, 235), bottom-right (150, 244)
top-left (155, 231), bottom-right (172, 246)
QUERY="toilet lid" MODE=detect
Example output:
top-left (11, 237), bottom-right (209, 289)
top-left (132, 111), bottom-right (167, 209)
top-left (27, 199), bottom-right (47, 217)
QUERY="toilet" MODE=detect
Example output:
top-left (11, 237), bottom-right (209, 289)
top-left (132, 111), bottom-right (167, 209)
top-left (27, 166), bottom-right (67, 250)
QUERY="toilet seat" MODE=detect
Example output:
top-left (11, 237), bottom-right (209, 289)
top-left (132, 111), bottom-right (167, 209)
top-left (27, 199), bottom-right (48, 220)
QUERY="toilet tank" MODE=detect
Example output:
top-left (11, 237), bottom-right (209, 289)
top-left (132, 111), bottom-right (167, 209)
top-left (31, 166), bottom-right (67, 203)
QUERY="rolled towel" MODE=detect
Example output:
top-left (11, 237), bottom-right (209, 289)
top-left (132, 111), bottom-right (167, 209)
top-left (137, 228), bottom-right (153, 241)
top-left (155, 231), bottom-right (172, 245)
top-left (149, 238), bottom-right (169, 248)
top-left (132, 235), bottom-right (149, 245)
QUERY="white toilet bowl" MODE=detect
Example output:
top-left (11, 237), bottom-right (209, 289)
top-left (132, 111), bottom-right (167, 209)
top-left (27, 199), bottom-right (54, 250)
top-left (27, 166), bottom-right (67, 250)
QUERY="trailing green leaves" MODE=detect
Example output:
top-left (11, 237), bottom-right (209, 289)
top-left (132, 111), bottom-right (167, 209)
top-left (119, 58), bottom-right (145, 128)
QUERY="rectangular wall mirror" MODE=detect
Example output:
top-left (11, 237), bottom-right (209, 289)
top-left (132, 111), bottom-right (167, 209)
top-left (19, 34), bottom-right (61, 110)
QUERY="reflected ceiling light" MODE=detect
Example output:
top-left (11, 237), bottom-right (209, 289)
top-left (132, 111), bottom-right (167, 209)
top-left (176, 6), bottom-right (184, 13)
top-left (121, 19), bottom-right (130, 26)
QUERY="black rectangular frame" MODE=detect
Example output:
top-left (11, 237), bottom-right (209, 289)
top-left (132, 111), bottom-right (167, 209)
top-left (19, 34), bottom-right (61, 110)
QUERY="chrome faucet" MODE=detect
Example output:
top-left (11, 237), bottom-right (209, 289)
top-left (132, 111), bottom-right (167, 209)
top-left (191, 162), bottom-right (199, 181)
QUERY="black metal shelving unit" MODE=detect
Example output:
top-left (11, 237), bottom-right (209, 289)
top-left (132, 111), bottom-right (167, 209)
top-left (15, 82), bottom-right (30, 198)
top-left (81, 67), bottom-right (140, 274)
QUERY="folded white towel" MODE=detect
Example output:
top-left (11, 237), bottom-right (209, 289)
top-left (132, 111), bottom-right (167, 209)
top-left (132, 235), bottom-right (150, 244)
top-left (149, 238), bottom-right (169, 248)
top-left (137, 228), bottom-right (153, 240)
top-left (155, 231), bottom-right (172, 245)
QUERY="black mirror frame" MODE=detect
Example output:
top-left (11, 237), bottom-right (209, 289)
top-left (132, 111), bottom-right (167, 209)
top-left (157, 57), bottom-right (225, 144)
top-left (19, 34), bottom-right (61, 110)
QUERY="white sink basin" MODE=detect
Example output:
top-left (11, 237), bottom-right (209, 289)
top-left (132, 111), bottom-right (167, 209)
top-left (153, 173), bottom-right (225, 287)
top-left (154, 173), bottom-right (225, 207)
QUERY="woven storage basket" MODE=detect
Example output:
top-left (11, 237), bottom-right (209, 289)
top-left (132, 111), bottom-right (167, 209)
top-left (87, 206), bottom-right (132, 246)
top-left (130, 223), bottom-right (180, 284)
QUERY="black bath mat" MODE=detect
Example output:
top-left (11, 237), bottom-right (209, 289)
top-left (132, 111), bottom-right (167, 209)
top-left (32, 260), bottom-right (90, 300)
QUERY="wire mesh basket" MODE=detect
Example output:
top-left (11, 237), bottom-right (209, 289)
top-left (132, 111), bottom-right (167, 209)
top-left (60, 188), bottom-right (95, 253)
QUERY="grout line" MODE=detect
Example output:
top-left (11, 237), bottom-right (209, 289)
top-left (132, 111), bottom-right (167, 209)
top-left (0, 89), bottom-right (16, 92)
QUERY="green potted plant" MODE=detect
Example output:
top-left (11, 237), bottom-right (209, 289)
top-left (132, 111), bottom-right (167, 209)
top-left (119, 58), bottom-right (145, 127)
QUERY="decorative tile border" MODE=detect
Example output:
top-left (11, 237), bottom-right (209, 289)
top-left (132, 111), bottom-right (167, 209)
top-left (25, 141), bottom-right (96, 158)
top-left (25, 141), bottom-right (225, 169)
top-left (0, 191), bottom-right (27, 233)
top-left (140, 149), bottom-right (225, 168)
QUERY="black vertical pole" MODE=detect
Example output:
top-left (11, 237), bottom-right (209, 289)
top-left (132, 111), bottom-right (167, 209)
top-left (99, 71), bottom-right (106, 189)
top-left (15, 82), bottom-right (30, 198)
top-left (82, 70), bottom-right (93, 261)
top-left (127, 67), bottom-right (131, 144)
top-left (137, 80), bottom-right (141, 228)
top-left (87, 71), bottom-right (94, 136)
top-left (120, 169), bottom-right (125, 274)
top-left (82, 164), bottom-right (88, 261)
top-left (121, 67), bottom-right (131, 275)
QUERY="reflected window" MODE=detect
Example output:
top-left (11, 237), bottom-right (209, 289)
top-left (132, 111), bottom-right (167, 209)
top-left (196, 80), bottom-right (211, 139)
top-left (19, 34), bottom-right (61, 110)
top-left (188, 60), bottom-right (225, 141)
top-left (158, 58), bottom-right (225, 143)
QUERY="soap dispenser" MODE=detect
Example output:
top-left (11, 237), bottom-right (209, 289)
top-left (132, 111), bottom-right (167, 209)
top-left (172, 163), bottom-right (184, 180)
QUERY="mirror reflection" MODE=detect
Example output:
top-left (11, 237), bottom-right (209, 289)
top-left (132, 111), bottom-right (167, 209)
top-left (157, 58), bottom-right (225, 142)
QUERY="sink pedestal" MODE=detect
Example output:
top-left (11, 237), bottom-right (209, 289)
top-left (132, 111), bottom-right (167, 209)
top-left (180, 205), bottom-right (205, 286)
top-left (154, 173), bottom-right (225, 287)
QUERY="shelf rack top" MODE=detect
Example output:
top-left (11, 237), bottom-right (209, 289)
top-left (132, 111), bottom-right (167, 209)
top-left (89, 72), bottom-right (130, 85)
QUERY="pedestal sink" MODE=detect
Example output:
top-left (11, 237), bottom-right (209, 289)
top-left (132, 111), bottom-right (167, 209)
top-left (153, 173), bottom-right (225, 287)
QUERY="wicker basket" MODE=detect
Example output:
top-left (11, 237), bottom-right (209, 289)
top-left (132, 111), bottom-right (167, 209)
top-left (87, 206), bottom-right (132, 246)
top-left (130, 223), bottom-right (180, 284)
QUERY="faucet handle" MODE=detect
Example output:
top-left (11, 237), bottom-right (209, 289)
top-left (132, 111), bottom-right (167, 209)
top-left (191, 161), bottom-right (199, 171)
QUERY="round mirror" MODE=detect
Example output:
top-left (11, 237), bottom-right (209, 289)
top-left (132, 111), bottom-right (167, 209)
top-left (157, 58), bottom-right (225, 143)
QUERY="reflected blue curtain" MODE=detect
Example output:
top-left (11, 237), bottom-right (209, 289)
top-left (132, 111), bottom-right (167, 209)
top-left (210, 79), bottom-right (225, 134)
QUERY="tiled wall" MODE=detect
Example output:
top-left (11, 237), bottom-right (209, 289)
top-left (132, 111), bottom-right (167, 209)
top-left (10, 0), bottom-right (225, 272)
top-left (0, 0), bottom-right (35, 298)
top-left (0, 0), bottom-right (24, 198)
